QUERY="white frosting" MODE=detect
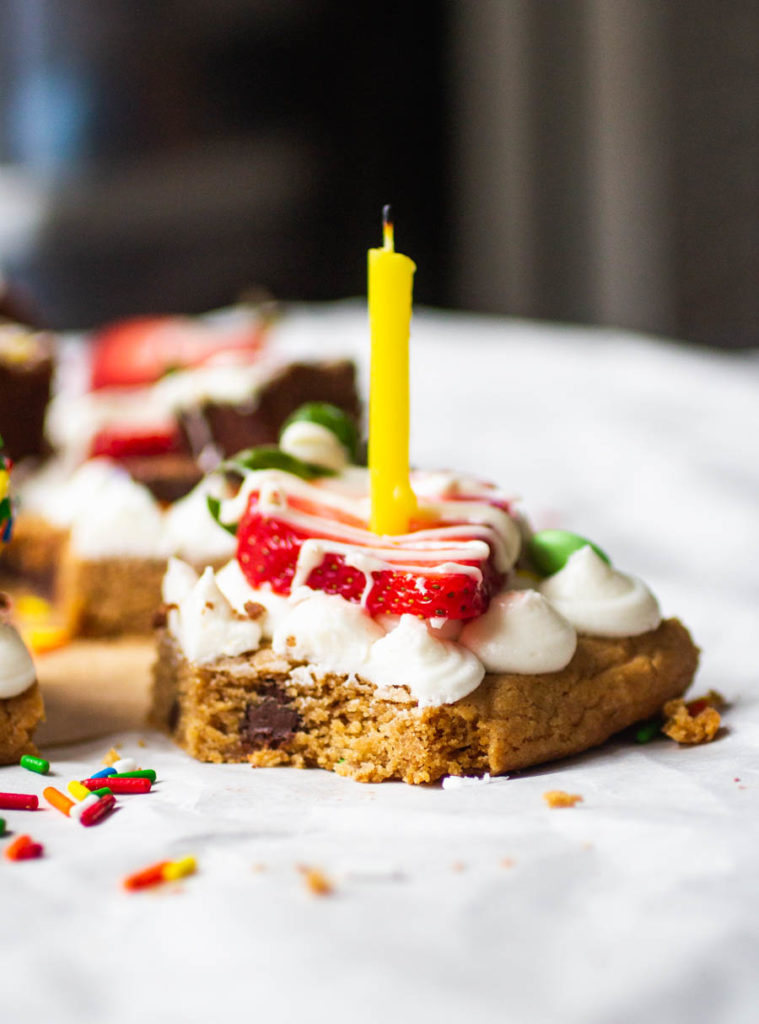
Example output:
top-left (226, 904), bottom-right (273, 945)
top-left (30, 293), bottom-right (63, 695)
top-left (215, 559), bottom-right (291, 637)
top-left (162, 557), bottom-right (199, 605)
top-left (0, 623), bottom-right (37, 699)
top-left (538, 546), bottom-right (661, 637)
top-left (279, 420), bottom-right (349, 472)
top-left (22, 459), bottom-right (235, 562)
top-left (163, 479), bottom-right (236, 562)
top-left (70, 470), bottom-right (166, 558)
top-left (363, 615), bottom-right (485, 707)
top-left (459, 590), bottom-right (577, 673)
top-left (173, 567), bottom-right (262, 665)
top-left (22, 458), bottom-right (126, 528)
top-left (271, 590), bottom-right (385, 674)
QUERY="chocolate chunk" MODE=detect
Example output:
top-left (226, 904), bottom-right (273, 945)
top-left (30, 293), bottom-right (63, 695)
top-left (167, 699), bottom-right (180, 734)
top-left (121, 453), bottom-right (202, 502)
top-left (178, 360), bottom-right (360, 459)
top-left (152, 603), bottom-right (170, 629)
top-left (242, 688), bottom-right (301, 750)
top-left (0, 328), bottom-right (53, 461)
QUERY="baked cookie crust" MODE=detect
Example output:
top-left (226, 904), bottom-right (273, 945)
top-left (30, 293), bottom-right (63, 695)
top-left (150, 618), bottom-right (699, 784)
top-left (0, 682), bottom-right (45, 764)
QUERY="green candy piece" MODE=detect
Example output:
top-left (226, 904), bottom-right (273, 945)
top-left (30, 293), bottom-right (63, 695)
top-left (91, 787), bottom-right (113, 799)
top-left (527, 530), bottom-right (610, 577)
top-left (112, 769), bottom-right (156, 782)
top-left (634, 719), bottom-right (662, 744)
top-left (281, 402), bottom-right (359, 461)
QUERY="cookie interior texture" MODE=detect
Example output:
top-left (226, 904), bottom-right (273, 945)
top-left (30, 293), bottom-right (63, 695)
top-left (151, 618), bottom-right (699, 784)
top-left (0, 682), bottom-right (45, 764)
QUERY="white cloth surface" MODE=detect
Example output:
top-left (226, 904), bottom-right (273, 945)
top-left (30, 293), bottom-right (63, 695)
top-left (3, 302), bottom-right (759, 1024)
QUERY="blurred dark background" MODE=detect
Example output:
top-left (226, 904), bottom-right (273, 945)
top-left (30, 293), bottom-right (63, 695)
top-left (0, 0), bottom-right (757, 347)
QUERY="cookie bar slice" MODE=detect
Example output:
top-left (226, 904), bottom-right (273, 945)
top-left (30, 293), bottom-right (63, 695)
top-left (151, 619), bottom-right (697, 784)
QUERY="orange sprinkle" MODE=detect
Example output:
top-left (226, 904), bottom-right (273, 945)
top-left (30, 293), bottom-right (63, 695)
top-left (543, 790), bottom-right (583, 809)
top-left (123, 860), bottom-right (170, 891)
top-left (43, 786), bottom-right (75, 818)
top-left (298, 865), bottom-right (334, 896)
top-left (5, 834), bottom-right (43, 861)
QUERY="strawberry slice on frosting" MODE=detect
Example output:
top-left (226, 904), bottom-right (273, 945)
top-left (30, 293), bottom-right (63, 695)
top-left (229, 469), bottom-right (521, 622)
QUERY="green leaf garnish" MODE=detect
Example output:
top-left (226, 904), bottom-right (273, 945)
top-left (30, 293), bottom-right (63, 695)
top-left (206, 495), bottom-right (238, 536)
top-left (221, 445), bottom-right (336, 480)
top-left (281, 402), bottom-right (359, 461)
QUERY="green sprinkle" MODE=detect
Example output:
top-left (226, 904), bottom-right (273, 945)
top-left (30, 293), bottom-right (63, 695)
top-left (112, 770), bottom-right (156, 782)
top-left (281, 402), bottom-right (359, 461)
top-left (91, 787), bottom-right (113, 798)
top-left (527, 530), bottom-right (610, 577)
top-left (0, 817), bottom-right (5, 835)
top-left (634, 719), bottom-right (662, 744)
top-left (20, 753), bottom-right (50, 775)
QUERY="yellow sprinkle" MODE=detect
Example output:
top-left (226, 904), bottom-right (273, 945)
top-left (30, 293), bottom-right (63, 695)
top-left (67, 780), bottom-right (90, 802)
top-left (15, 594), bottom-right (54, 620)
top-left (162, 856), bottom-right (197, 881)
top-left (27, 625), bottom-right (71, 655)
top-left (0, 470), bottom-right (9, 501)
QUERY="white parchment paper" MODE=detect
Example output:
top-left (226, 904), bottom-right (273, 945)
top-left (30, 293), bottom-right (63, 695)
top-left (2, 305), bottom-right (758, 1024)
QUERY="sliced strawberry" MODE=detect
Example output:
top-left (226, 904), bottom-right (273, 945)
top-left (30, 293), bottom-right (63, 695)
top-left (90, 424), bottom-right (183, 460)
top-left (236, 495), bottom-right (502, 620)
top-left (90, 314), bottom-right (266, 390)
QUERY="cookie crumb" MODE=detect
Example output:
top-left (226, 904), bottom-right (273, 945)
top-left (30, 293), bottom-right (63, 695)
top-left (251, 862), bottom-right (267, 873)
top-left (662, 691), bottom-right (723, 745)
top-left (543, 790), bottom-right (583, 808)
top-left (451, 861), bottom-right (466, 873)
top-left (102, 746), bottom-right (121, 767)
top-left (244, 601), bottom-right (266, 621)
top-left (298, 865), bottom-right (334, 896)
top-left (500, 857), bottom-right (515, 869)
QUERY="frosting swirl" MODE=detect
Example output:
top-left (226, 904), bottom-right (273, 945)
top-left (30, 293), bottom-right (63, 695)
top-left (538, 546), bottom-right (661, 637)
top-left (0, 623), bottom-right (36, 699)
top-left (364, 614), bottom-right (485, 706)
top-left (459, 590), bottom-right (577, 673)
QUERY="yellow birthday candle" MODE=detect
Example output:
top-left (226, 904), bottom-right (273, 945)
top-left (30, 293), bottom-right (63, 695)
top-left (368, 206), bottom-right (417, 535)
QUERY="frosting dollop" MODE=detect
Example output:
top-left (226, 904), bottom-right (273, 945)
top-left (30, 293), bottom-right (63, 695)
top-left (538, 546), bottom-right (661, 637)
top-left (0, 622), bottom-right (37, 699)
top-left (459, 590), bottom-right (577, 673)
top-left (279, 420), bottom-right (349, 472)
top-left (271, 590), bottom-right (385, 674)
top-left (70, 470), bottom-right (165, 558)
top-left (170, 566), bottom-right (262, 664)
top-left (364, 615), bottom-right (485, 707)
top-left (163, 479), bottom-right (237, 563)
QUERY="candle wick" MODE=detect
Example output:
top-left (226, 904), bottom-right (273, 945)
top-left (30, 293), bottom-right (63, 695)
top-left (382, 204), bottom-right (394, 251)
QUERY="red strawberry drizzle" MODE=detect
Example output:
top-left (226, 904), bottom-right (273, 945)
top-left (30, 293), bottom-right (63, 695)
top-left (236, 494), bottom-right (503, 621)
top-left (90, 424), bottom-right (183, 460)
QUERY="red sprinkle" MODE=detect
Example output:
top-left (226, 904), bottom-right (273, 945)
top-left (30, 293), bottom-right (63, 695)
top-left (80, 794), bottom-right (116, 827)
top-left (81, 777), bottom-right (151, 794)
top-left (123, 860), bottom-right (170, 891)
top-left (0, 792), bottom-right (39, 811)
top-left (5, 834), bottom-right (43, 861)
